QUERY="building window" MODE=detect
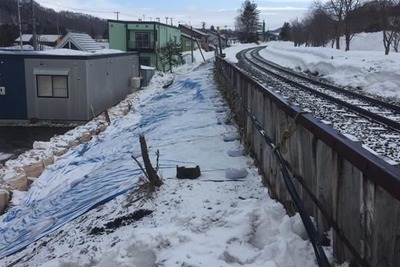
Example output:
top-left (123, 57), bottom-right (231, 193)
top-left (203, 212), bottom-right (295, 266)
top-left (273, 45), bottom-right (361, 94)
top-left (136, 32), bottom-right (150, 48)
top-left (140, 57), bottom-right (151, 66)
top-left (37, 75), bottom-right (68, 98)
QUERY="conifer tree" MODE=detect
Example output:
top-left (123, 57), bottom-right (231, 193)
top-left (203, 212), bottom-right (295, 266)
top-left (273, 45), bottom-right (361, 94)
top-left (235, 0), bottom-right (260, 43)
top-left (159, 41), bottom-right (182, 73)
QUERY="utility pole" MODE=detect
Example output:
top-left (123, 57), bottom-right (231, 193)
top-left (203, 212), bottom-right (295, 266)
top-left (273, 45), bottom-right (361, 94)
top-left (262, 19), bottom-right (266, 42)
top-left (170, 17), bottom-right (173, 26)
top-left (56, 15), bottom-right (60, 36)
top-left (190, 26), bottom-right (194, 63)
top-left (17, 0), bottom-right (23, 51)
top-left (31, 0), bottom-right (38, 51)
top-left (114, 11), bottom-right (120, 20)
top-left (165, 17), bottom-right (168, 24)
top-left (217, 26), bottom-right (223, 57)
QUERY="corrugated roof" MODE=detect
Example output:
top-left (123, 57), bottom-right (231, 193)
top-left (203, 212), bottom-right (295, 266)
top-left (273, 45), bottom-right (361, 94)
top-left (56, 32), bottom-right (103, 52)
top-left (15, 34), bottom-right (33, 42)
top-left (15, 34), bottom-right (61, 43)
top-left (181, 32), bottom-right (200, 41)
top-left (38, 35), bottom-right (61, 42)
top-left (179, 24), bottom-right (209, 36)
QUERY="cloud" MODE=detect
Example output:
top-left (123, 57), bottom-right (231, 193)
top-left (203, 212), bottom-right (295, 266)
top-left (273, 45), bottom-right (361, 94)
top-left (259, 6), bottom-right (308, 11)
top-left (35, 0), bottom-right (310, 30)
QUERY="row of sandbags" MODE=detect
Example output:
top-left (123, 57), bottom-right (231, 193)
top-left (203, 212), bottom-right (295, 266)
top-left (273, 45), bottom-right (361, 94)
top-left (0, 98), bottom-right (134, 215)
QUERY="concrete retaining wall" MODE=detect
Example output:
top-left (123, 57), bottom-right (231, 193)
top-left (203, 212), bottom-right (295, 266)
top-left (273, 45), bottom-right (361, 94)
top-left (216, 58), bottom-right (400, 266)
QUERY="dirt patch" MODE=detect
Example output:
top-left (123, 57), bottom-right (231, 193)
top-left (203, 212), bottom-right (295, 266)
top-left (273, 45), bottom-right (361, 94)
top-left (90, 209), bottom-right (153, 235)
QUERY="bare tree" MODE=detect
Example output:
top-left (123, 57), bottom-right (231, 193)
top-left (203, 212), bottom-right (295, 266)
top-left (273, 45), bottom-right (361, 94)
top-left (390, 2), bottom-right (400, 52)
top-left (324, 0), bottom-right (363, 50)
top-left (290, 18), bottom-right (305, 46)
top-left (376, 0), bottom-right (400, 54)
top-left (343, 0), bottom-right (362, 51)
top-left (279, 22), bottom-right (292, 41)
top-left (325, 0), bottom-right (345, 49)
top-left (393, 30), bottom-right (400, 52)
top-left (303, 5), bottom-right (334, 47)
top-left (377, 0), bottom-right (395, 54)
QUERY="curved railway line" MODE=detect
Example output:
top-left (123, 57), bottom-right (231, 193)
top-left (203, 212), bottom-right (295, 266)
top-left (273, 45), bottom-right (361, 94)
top-left (237, 47), bottom-right (400, 164)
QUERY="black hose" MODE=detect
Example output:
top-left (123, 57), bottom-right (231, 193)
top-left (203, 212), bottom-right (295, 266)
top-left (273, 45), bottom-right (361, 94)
top-left (217, 60), bottom-right (330, 267)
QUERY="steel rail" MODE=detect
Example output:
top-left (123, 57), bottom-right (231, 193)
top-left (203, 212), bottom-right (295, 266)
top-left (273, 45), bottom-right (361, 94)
top-left (252, 47), bottom-right (400, 113)
top-left (239, 48), bottom-right (400, 133)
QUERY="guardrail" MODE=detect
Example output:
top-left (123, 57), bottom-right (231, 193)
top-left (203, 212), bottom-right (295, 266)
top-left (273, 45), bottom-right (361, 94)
top-left (215, 57), bottom-right (400, 267)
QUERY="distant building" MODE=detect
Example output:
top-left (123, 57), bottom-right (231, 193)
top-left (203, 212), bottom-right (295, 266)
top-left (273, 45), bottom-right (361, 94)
top-left (260, 30), bottom-right (280, 42)
top-left (56, 32), bottom-right (103, 52)
top-left (14, 34), bottom-right (34, 45)
top-left (14, 34), bottom-right (62, 48)
top-left (108, 20), bottom-right (181, 70)
top-left (204, 31), bottom-right (228, 51)
top-left (0, 50), bottom-right (140, 122)
top-left (181, 33), bottom-right (201, 52)
top-left (178, 24), bottom-right (210, 51)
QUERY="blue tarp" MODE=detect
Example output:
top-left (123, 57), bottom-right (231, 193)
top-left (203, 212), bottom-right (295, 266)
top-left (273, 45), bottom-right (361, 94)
top-left (0, 72), bottom-right (207, 259)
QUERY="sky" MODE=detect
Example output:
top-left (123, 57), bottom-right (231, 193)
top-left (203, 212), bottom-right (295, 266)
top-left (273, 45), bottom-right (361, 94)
top-left (34, 0), bottom-right (318, 30)
top-left (0, 32), bottom-right (399, 266)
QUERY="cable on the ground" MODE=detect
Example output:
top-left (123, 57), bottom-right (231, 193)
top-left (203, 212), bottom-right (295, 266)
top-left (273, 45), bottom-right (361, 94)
top-left (216, 60), bottom-right (330, 267)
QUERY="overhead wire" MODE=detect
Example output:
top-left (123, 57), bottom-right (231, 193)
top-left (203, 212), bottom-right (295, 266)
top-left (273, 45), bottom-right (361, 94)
top-left (37, 1), bottom-right (113, 14)
top-left (36, 1), bottom-right (134, 18)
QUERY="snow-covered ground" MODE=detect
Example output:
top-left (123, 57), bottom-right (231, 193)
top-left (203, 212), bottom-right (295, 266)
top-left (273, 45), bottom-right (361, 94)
top-left (1, 31), bottom-right (399, 266)
top-left (0, 53), bottom-right (331, 266)
top-left (260, 32), bottom-right (400, 101)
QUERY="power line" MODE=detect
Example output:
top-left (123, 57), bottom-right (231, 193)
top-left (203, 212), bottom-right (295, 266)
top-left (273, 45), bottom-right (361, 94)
top-left (38, 1), bottom-right (114, 14)
top-left (37, 1), bottom-right (168, 22)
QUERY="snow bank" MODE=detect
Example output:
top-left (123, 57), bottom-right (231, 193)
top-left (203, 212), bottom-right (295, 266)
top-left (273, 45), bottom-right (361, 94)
top-left (261, 36), bottom-right (400, 100)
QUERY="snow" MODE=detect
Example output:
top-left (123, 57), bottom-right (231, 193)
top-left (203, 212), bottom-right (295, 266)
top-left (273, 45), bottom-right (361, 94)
top-left (260, 32), bottom-right (400, 101)
top-left (0, 153), bottom-right (12, 162)
top-left (1, 31), bottom-right (399, 266)
top-left (224, 43), bottom-right (260, 63)
top-left (140, 65), bottom-right (156, 70)
top-left (36, 48), bottom-right (124, 55)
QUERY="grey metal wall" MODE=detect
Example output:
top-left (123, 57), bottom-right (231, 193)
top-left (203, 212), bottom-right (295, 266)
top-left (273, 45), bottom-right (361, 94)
top-left (216, 58), bottom-right (400, 266)
top-left (86, 54), bottom-right (139, 117)
top-left (25, 58), bottom-right (89, 121)
top-left (24, 52), bottom-right (139, 121)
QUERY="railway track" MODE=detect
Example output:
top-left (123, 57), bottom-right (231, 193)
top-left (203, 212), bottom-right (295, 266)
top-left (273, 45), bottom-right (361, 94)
top-left (236, 47), bottom-right (400, 164)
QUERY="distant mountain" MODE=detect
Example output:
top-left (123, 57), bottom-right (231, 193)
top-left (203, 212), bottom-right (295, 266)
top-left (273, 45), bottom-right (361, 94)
top-left (0, 0), bottom-right (107, 46)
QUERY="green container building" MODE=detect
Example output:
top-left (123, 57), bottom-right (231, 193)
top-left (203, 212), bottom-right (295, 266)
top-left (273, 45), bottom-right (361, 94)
top-left (108, 20), bottom-right (181, 71)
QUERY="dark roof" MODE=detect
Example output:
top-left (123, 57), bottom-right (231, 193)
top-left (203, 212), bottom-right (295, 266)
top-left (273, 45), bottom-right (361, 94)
top-left (181, 33), bottom-right (201, 41)
top-left (178, 24), bottom-right (208, 36)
